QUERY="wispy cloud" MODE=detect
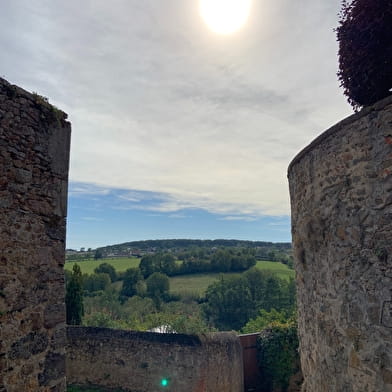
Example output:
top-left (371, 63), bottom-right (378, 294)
top-left (81, 217), bottom-right (104, 222)
top-left (219, 216), bottom-right (258, 222)
top-left (168, 213), bottom-right (189, 219)
top-left (68, 183), bottom-right (111, 197)
top-left (1, 0), bottom-right (352, 219)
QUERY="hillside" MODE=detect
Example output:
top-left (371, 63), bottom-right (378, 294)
top-left (67, 239), bottom-right (292, 265)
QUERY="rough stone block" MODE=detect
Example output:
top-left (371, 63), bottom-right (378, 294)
top-left (0, 77), bottom-right (71, 392)
top-left (288, 95), bottom-right (392, 392)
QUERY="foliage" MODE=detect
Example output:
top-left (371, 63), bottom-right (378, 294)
top-left (146, 301), bottom-right (212, 334)
top-left (243, 268), bottom-right (296, 313)
top-left (83, 273), bottom-right (111, 293)
top-left (146, 272), bottom-right (170, 309)
top-left (120, 268), bottom-right (143, 299)
top-left (83, 291), bottom-right (211, 334)
top-left (65, 264), bottom-right (84, 325)
top-left (257, 322), bottom-right (300, 392)
top-left (336, 0), bottom-right (392, 109)
top-left (203, 276), bottom-right (254, 330)
top-left (75, 253), bottom-right (296, 333)
top-left (83, 311), bottom-right (119, 328)
top-left (241, 309), bottom-right (295, 334)
top-left (64, 257), bottom-right (140, 274)
top-left (94, 263), bottom-right (117, 282)
top-left (139, 254), bottom-right (163, 278)
top-left (203, 270), bottom-right (296, 331)
top-left (210, 248), bottom-right (256, 272)
top-left (254, 261), bottom-right (295, 281)
top-left (139, 249), bottom-right (256, 279)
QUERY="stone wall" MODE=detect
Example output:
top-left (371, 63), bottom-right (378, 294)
top-left (0, 78), bottom-right (71, 391)
top-left (66, 326), bottom-right (244, 392)
top-left (288, 96), bottom-right (392, 391)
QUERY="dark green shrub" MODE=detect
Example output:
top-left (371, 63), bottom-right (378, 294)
top-left (83, 273), bottom-right (111, 293)
top-left (257, 322), bottom-right (300, 392)
top-left (120, 268), bottom-right (143, 298)
top-left (336, 0), bottom-right (392, 109)
top-left (94, 263), bottom-right (117, 282)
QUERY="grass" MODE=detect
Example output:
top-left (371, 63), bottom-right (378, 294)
top-left (169, 261), bottom-right (294, 296)
top-left (170, 272), bottom-right (240, 296)
top-left (64, 258), bottom-right (294, 294)
top-left (64, 257), bottom-right (140, 274)
top-left (255, 261), bottom-right (295, 281)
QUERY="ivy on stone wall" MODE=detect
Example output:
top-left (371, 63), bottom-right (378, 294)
top-left (257, 322), bottom-right (300, 392)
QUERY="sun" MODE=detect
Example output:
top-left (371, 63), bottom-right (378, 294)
top-left (199, 0), bottom-right (252, 35)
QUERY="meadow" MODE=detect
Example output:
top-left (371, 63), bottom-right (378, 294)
top-left (170, 261), bottom-right (294, 296)
top-left (64, 257), bottom-right (140, 274)
top-left (254, 260), bottom-right (295, 281)
top-left (65, 257), bottom-right (294, 296)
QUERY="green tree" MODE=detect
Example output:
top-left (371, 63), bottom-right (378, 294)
top-left (243, 268), bottom-right (270, 307)
top-left (139, 255), bottom-right (155, 278)
top-left (211, 249), bottom-right (232, 272)
top-left (65, 264), bottom-right (84, 325)
top-left (83, 273), bottom-right (111, 293)
top-left (203, 276), bottom-right (253, 330)
top-left (160, 253), bottom-right (176, 275)
top-left (241, 309), bottom-right (294, 334)
top-left (146, 272), bottom-right (170, 308)
top-left (94, 262), bottom-right (117, 282)
top-left (120, 268), bottom-right (143, 298)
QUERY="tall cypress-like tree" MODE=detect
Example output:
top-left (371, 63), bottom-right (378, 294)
top-left (65, 264), bottom-right (84, 325)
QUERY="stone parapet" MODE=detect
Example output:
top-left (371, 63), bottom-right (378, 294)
top-left (66, 326), bottom-right (244, 392)
top-left (288, 95), bottom-right (392, 391)
top-left (0, 78), bottom-right (71, 391)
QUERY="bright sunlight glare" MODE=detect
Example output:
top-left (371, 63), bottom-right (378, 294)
top-left (199, 0), bottom-right (253, 35)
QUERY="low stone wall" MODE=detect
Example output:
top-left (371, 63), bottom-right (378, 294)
top-left (0, 78), bottom-right (71, 391)
top-left (288, 96), bottom-right (392, 391)
top-left (66, 326), bottom-right (244, 392)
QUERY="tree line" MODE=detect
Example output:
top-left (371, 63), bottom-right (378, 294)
top-left (66, 258), bottom-right (296, 334)
top-left (139, 248), bottom-right (256, 278)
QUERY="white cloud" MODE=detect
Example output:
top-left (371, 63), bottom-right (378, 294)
top-left (1, 0), bottom-right (352, 218)
top-left (168, 213), bottom-right (189, 219)
top-left (68, 183), bottom-right (111, 197)
top-left (81, 217), bottom-right (104, 222)
top-left (219, 216), bottom-right (258, 222)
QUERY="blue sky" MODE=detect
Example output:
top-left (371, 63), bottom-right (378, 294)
top-left (67, 182), bottom-right (291, 249)
top-left (1, 1), bottom-right (352, 249)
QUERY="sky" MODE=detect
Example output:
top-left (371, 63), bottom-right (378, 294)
top-left (0, 0), bottom-right (353, 249)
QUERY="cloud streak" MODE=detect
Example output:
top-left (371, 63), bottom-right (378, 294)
top-left (1, 0), bottom-right (352, 218)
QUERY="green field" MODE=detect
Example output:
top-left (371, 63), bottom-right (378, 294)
top-left (255, 260), bottom-right (295, 281)
top-left (64, 258), bottom-right (294, 294)
top-left (169, 272), bottom-right (240, 296)
top-left (170, 261), bottom-right (294, 296)
top-left (64, 257), bottom-right (140, 274)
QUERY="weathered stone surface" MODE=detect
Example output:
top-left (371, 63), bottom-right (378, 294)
top-left (66, 326), bottom-right (244, 392)
top-left (288, 95), bottom-right (392, 392)
top-left (0, 77), bottom-right (71, 392)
